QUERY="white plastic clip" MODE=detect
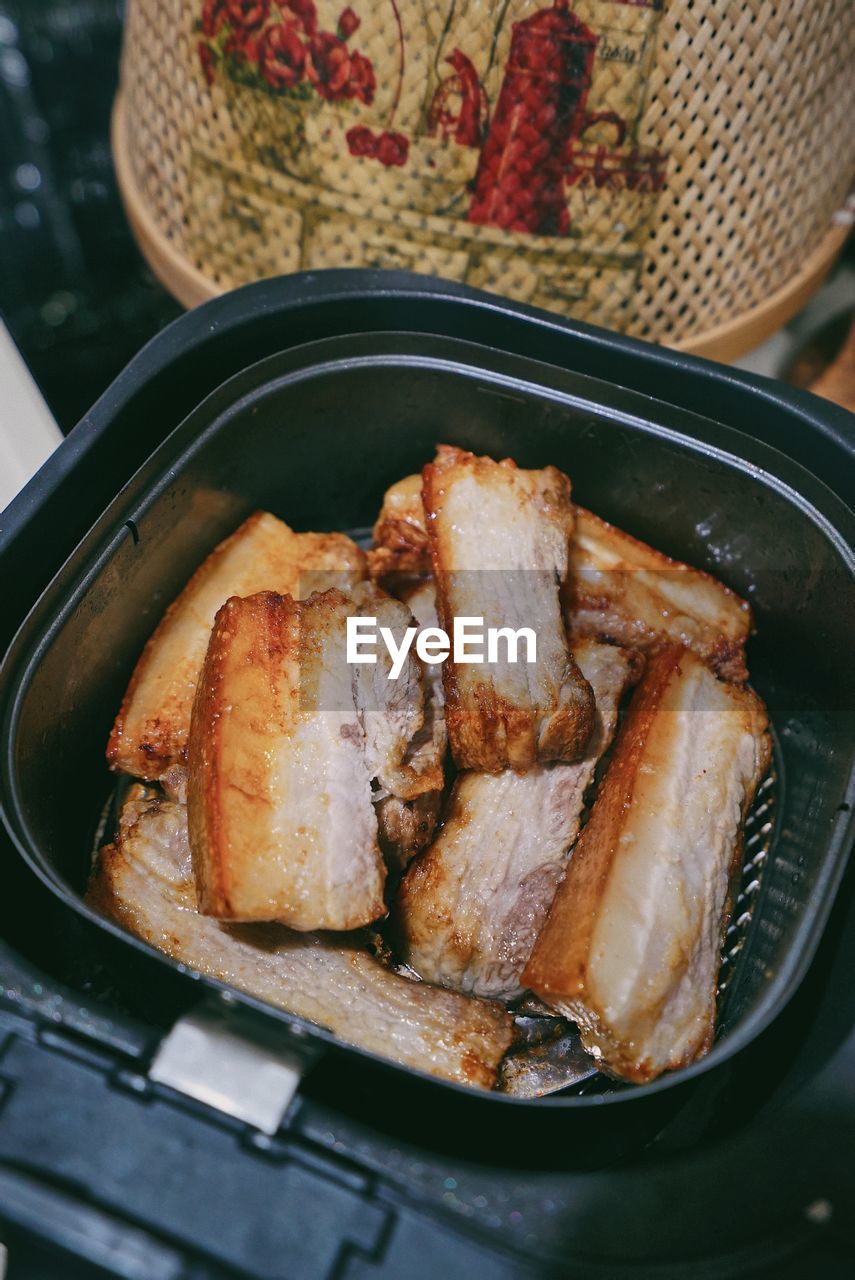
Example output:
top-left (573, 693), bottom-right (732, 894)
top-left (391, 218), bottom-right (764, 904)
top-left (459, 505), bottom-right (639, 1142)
top-left (149, 1004), bottom-right (311, 1134)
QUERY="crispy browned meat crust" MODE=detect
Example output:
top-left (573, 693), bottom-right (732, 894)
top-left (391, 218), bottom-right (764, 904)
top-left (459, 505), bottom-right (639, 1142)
top-left (566, 508), bottom-right (752, 682)
top-left (422, 446), bottom-right (594, 772)
top-left (89, 788), bottom-right (513, 1089)
top-left (367, 474), bottom-right (432, 583)
top-left (108, 512), bottom-right (366, 780)
top-left (523, 644), bottom-right (771, 1083)
top-left (188, 589), bottom-right (387, 930)
top-left (376, 789), bottom-right (444, 866)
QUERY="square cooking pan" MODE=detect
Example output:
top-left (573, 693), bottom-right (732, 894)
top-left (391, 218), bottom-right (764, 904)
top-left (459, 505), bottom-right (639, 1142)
top-left (1, 272), bottom-right (853, 1162)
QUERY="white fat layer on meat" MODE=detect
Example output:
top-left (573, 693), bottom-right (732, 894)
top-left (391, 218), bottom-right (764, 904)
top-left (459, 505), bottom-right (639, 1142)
top-left (440, 472), bottom-right (569, 716)
top-left (584, 665), bottom-right (764, 1070)
top-left (247, 601), bottom-right (382, 925)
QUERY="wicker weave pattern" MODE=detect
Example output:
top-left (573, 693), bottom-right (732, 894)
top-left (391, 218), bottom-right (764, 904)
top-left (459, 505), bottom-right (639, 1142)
top-left (118, 0), bottom-right (855, 343)
top-left (637, 0), bottom-right (855, 338)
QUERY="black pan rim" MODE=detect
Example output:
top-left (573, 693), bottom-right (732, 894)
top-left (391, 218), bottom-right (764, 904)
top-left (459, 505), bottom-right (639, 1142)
top-left (3, 267), bottom-right (855, 554)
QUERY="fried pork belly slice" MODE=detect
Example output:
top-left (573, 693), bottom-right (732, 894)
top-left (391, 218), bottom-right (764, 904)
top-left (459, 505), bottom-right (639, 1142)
top-left (374, 577), bottom-right (447, 866)
top-left (367, 473), bottom-right (432, 583)
top-left (523, 645), bottom-right (771, 1083)
top-left (108, 512), bottom-right (366, 780)
top-left (566, 507), bottom-right (752, 682)
top-left (397, 641), bottom-right (639, 1001)
top-left (369, 487), bottom-right (752, 682)
top-left (423, 446), bottom-right (594, 772)
top-left (188, 589), bottom-right (387, 930)
top-left (88, 788), bottom-right (513, 1089)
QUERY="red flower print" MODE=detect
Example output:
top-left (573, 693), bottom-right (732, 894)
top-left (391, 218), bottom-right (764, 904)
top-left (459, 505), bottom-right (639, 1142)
top-left (225, 0), bottom-right (270, 29)
top-left (259, 23), bottom-right (307, 88)
top-left (205, 0), bottom-right (372, 104)
top-left (346, 125), bottom-right (374, 157)
top-left (225, 27), bottom-right (261, 64)
top-left (338, 7), bottom-right (360, 38)
top-left (307, 31), bottom-right (351, 100)
top-left (201, 0), bottom-right (229, 37)
top-left (346, 127), bottom-right (409, 168)
top-left (348, 50), bottom-right (375, 104)
top-left (198, 41), bottom-right (216, 85)
top-left (277, 0), bottom-right (317, 35)
top-left (377, 130), bottom-right (409, 167)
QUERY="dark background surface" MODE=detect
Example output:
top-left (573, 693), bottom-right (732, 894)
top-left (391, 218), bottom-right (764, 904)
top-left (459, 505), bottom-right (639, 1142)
top-left (0, 0), bottom-right (180, 433)
top-left (1, 3), bottom-right (855, 1279)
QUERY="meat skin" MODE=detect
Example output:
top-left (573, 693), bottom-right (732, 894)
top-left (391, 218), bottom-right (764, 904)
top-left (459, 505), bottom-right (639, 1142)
top-left (108, 512), bottom-right (366, 780)
top-left (188, 584), bottom-right (447, 925)
top-left (523, 645), bottom-right (771, 1082)
top-left (188, 589), bottom-right (387, 930)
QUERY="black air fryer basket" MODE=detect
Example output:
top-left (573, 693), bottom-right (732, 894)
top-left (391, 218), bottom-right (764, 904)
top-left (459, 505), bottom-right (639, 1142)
top-left (0, 272), bottom-right (854, 1278)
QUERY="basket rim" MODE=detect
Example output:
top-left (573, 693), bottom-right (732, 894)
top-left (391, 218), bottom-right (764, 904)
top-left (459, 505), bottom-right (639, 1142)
top-left (111, 92), bottom-right (851, 362)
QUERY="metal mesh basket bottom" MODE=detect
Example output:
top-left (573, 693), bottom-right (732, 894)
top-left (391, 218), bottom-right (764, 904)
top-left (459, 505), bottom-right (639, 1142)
top-left (717, 760), bottom-right (780, 1000)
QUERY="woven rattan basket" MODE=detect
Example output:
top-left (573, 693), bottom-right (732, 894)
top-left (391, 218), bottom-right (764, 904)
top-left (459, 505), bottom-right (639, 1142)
top-left (114, 0), bottom-right (855, 357)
